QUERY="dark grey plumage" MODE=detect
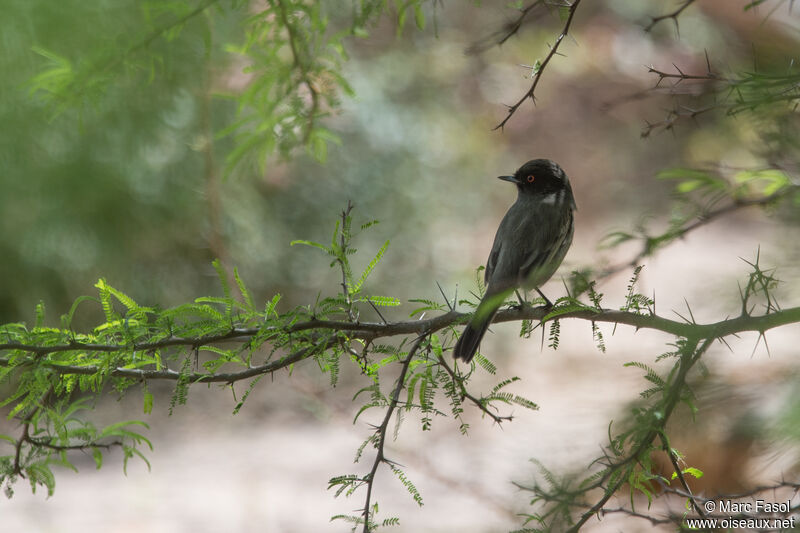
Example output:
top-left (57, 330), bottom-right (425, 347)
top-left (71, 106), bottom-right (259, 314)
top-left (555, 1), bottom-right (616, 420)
top-left (453, 159), bottom-right (576, 363)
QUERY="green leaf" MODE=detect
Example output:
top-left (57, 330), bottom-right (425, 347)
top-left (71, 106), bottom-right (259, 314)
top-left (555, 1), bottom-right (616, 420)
top-left (599, 231), bottom-right (635, 249)
top-left (307, 127), bottom-right (342, 163)
top-left (106, 285), bottom-right (140, 313)
top-left (353, 240), bottom-right (389, 293)
top-left (34, 301), bottom-right (46, 329)
top-left (92, 447), bottom-right (103, 470)
top-left (60, 295), bottom-right (99, 329)
top-left (657, 168), bottom-right (713, 181)
top-left (143, 391), bottom-right (154, 415)
top-left (681, 467), bottom-right (703, 479)
top-left (211, 259), bottom-right (232, 312)
top-left (744, 0), bottom-right (769, 10)
top-left (290, 239), bottom-right (329, 253)
top-left (397, 5), bottom-right (408, 36)
top-left (356, 295), bottom-right (400, 307)
top-left (677, 180), bottom-right (705, 193)
top-left (234, 267), bottom-right (255, 312)
top-left (734, 169), bottom-right (790, 195)
top-left (94, 279), bottom-right (117, 321)
top-left (309, 133), bottom-right (328, 163)
top-left (657, 168), bottom-right (726, 193)
top-left (26, 462), bottom-right (56, 496)
top-left (414, 4), bottom-right (426, 30)
top-left (408, 298), bottom-right (446, 316)
top-left (389, 463), bottom-right (423, 506)
top-left (264, 293), bottom-right (282, 318)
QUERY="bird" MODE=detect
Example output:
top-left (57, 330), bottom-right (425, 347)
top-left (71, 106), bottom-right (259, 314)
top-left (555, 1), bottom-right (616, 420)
top-left (453, 159), bottom-right (576, 363)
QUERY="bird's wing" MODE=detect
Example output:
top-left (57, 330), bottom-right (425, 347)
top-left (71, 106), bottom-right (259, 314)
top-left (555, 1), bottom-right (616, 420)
top-left (519, 207), bottom-right (573, 284)
top-left (485, 240), bottom-right (501, 285)
top-left (488, 198), bottom-right (574, 291)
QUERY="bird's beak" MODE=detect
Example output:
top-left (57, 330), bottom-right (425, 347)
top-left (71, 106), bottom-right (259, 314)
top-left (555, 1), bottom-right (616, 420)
top-left (497, 175), bottom-right (520, 184)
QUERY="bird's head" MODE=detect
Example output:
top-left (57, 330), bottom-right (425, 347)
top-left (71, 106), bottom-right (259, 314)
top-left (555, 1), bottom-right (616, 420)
top-left (498, 159), bottom-right (576, 209)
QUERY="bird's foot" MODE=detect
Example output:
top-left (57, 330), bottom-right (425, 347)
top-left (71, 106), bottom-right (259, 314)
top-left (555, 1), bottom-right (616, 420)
top-left (511, 289), bottom-right (528, 311)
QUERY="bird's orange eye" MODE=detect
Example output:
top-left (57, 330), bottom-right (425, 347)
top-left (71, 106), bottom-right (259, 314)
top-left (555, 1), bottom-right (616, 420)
top-left (527, 175), bottom-right (535, 183)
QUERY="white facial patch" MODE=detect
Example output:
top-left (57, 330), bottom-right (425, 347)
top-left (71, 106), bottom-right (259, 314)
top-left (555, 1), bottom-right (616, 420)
top-left (541, 191), bottom-right (560, 205)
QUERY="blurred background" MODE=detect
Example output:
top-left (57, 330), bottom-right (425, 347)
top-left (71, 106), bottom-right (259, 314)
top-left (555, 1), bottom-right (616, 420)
top-left (1, 0), bottom-right (800, 531)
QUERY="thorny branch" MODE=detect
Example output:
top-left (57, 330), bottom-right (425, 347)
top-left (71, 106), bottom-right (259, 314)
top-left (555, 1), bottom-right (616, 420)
top-left (438, 355), bottom-right (514, 424)
top-left (567, 337), bottom-right (713, 532)
top-left (494, 0), bottom-right (583, 130)
top-left (604, 480), bottom-right (800, 528)
top-left (640, 54), bottom-right (800, 136)
top-left (11, 389), bottom-right (52, 477)
top-left (640, 54), bottom-right (721, 137)
top-left (599, 183), bottom-right (800, 279)
top-left (660, 434), bottom-right (707, 519)
top-left (9, 387), bottom-right (125, 479)
top-left (515, 338), bottom-right (716, 530)
top-left (644, 0), bottom-right (698, 33)
top-left (2, 304), bottom-right (799, 383)
top-left (466, 0), bottom-right (549, 54)
top-left (360, 335), bottom-right (426, 533)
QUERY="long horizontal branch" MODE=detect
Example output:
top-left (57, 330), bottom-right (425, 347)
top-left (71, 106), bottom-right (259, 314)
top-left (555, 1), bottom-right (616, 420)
top-left (0, 327), bottom-right (259, 355)
top-left (291, 304), bottom-right (800, 339)
top-left (0, 337), bottom-right (335, 384)
top-left (2, 305), bottom-right (798, 383)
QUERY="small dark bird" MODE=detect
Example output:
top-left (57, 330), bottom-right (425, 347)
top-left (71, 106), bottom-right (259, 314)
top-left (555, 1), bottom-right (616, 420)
top-left (453, 159), bottom-right (576, 363)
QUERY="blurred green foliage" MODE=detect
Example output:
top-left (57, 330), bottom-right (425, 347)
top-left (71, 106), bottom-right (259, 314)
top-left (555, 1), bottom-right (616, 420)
top-left (2, 0), bottom-right (798, 329)
top-left (1, 1), bottom-right (236, 323)
top-left (1, 0), bottom-right (509, 329)
top-left (3, 0), bottom-right (799, 303)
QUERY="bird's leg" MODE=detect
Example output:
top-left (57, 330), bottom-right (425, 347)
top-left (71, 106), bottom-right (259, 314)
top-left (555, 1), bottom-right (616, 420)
top-left (536, 288), bottom-right (553, 309)
top-left (511, 289), bottom-right (529, 311)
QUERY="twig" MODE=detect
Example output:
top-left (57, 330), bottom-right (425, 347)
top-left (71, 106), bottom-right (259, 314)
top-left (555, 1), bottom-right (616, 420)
top-left (275, 0), bottom-right (320, 144)
top-left (25, 436), bottom-right (123, 452)
top-left (644, 0), bottom-right (698, 33)
top-left (600, 506), bottom-right (676, 525)
top-left (466, 0), bottom-right (548, 54)
top-left (660, 434), bottom-right (707, 518)
top-left (497, 1), bottom-right (546, 46)
top-left (605, 480), bottom-right (800, 527)
top-left (361, 334), bottom-right (427, 532)
top-left (12, 418), bottom-right (30, 477)
top-left (337, 200), bottom-right (357, 321)
top-left (76, 0), bottom-right (222, 84)
top-left (494, 0), bottom-right (583, 130)
top-left (647, 62), bottom-right (720, 86)
top-left (640, 55), bottom-right (800, 136)
top-left (438, 356), bottom-right (514, 424)
top-left (600, 184), bottom-right (799, 279)
top-left (640, 103), bottom-right (717, 137)
top-left (12, 388), bottom-right (53, 477)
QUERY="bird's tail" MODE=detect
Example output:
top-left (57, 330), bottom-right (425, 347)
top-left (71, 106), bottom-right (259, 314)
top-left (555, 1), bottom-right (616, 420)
top-left (453, 308), bottom-right (497, 363)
